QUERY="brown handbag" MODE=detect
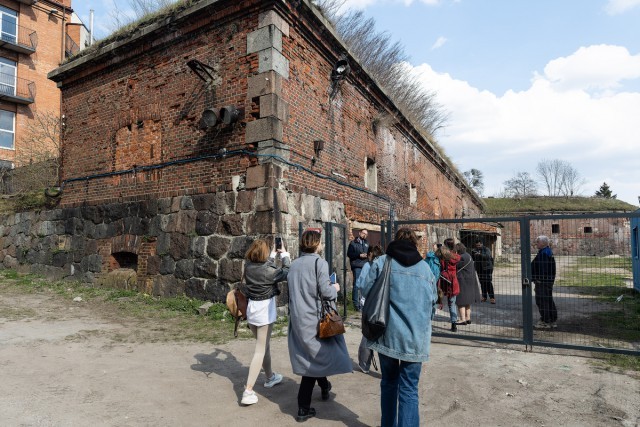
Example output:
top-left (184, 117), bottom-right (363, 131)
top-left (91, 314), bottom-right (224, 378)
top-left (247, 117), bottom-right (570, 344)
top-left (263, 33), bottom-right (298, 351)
top-left (314, 258), bottom-right (345, 339)
top-left (318, 300), bottom-right (345, 339)
top-left (226, 284), bottom-right (248, 338)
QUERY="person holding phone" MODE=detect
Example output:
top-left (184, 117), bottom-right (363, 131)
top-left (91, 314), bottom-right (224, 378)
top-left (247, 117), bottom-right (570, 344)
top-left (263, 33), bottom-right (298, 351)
top-left (240, 239), bottom-right (290, 406)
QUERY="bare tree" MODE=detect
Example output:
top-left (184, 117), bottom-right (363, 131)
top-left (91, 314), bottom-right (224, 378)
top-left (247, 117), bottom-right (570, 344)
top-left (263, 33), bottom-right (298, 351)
top-left (503, 172), bottom-right (538, 197)
top-left (463, 168), bottom-right (484, 196)
top-left (536, 159), bottom-right (584, 196)
top-left (560, 165), bottom-right (585, 196)
top-left (11, 111), bottom-right (63, 194)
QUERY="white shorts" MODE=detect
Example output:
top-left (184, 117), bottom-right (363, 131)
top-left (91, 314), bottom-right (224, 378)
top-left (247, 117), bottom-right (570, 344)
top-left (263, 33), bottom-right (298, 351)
top-left (246, 296), bottom-right (277, 327)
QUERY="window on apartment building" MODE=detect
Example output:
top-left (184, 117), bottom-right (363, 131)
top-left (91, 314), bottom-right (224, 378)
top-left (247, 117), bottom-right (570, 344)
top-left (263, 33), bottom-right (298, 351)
top-left (0, 57), bottom-right (16, 96)
top-left (0, 6), bottom-right (17, 45)
top-left (551, 224), bottom-right (560, 234)
top-left (584, 226), bottom-right (593, 234)
top-left (409, 183), bottom-right (417, 205)
top-left (365, 157), bottom-right (377, 191)
top-left (0, 110), bottom-right (15, 149)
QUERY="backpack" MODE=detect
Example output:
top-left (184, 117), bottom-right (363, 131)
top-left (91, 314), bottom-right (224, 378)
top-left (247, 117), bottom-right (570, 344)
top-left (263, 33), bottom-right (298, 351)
top-left (424, 251), bottom-right (441, 279)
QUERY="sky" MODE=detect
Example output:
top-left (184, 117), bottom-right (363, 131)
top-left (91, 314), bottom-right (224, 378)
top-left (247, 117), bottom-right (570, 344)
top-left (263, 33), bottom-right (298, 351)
top-left (73, 0), bottom-right (640, 205)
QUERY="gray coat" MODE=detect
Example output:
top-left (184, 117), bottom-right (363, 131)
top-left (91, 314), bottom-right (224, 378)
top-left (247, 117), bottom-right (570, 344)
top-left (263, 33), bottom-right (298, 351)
top-left (287, 253), bottom-right (352, 377)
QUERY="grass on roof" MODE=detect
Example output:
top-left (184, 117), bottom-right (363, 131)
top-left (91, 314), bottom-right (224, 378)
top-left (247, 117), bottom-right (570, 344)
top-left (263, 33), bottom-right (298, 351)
top-left (483, 197), bottom-right (638, 214)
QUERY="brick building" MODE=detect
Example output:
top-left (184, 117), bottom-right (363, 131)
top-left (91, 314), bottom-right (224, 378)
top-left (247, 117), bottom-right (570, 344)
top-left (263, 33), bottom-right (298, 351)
top-left (38, 0), bottom-right (483, 298)
top-left (0, 0), bottom-right (88, 181)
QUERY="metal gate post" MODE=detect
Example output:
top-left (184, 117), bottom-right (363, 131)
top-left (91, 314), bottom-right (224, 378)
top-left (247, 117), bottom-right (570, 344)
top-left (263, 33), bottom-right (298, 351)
top-left (520, 218), bottom-right (534, 350)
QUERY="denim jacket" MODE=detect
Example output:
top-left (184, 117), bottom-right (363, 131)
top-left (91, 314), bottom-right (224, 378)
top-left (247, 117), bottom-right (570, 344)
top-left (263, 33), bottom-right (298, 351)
top-left (360, 253), bottom-right (438, 362)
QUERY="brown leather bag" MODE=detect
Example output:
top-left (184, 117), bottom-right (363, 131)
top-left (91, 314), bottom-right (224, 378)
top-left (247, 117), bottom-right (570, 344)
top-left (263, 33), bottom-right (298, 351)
top-left (318, 301), bottom-right (345, 339)
top-left (226, 287), bottom-right (248, 338)
top-left (314, 258), bottom-right (345, 339)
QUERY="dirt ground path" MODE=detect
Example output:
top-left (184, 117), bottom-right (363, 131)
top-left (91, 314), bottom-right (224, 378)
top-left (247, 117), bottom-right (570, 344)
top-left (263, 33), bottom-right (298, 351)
top-left (1, 285), bottom-right (639, 427)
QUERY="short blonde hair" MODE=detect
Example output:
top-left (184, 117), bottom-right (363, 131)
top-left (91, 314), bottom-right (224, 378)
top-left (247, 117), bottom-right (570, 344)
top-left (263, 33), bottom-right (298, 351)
top-left (245, 239), bottom-right (270, 263)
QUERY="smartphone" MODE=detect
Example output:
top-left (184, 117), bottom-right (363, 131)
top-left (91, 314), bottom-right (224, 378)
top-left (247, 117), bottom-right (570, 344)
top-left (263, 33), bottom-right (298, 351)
top-left (275, 236), bottom-right (282, 250)
top-left (330, 272), bottom-right (337, 284)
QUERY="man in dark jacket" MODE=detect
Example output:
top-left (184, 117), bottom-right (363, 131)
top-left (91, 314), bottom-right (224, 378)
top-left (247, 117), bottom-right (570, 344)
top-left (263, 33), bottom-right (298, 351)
top-left (531, 235), bottom-right (557, 329)
top-left (471, 240), bottom-right (495, 303)
top-left (347, 229), bottom-right (369, 311)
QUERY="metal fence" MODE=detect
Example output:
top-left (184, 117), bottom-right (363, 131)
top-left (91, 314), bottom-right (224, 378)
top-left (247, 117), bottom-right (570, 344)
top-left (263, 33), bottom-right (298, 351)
top-left (384, 212), bottom-right (640, 355)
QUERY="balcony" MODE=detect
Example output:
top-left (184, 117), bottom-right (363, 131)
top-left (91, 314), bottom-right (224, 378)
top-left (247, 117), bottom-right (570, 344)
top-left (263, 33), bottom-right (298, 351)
top-left (15, 0), bottom-right (38, 4)
top-left (0, 72), bottom-right (35, 104)
top-left (0, 21), bottom-right (37, 54)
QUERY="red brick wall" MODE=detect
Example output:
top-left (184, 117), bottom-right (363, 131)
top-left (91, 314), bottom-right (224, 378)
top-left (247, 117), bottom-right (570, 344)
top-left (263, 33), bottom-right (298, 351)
top-left (53, 0), bottom-right (481, 222)
top-left (57, 2), bottom-right (262, 206)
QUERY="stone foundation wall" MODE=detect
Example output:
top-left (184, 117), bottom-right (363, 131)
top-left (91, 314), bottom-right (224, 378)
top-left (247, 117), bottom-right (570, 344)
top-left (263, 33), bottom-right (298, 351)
top-left (0, 191), bottom-right (345, 300)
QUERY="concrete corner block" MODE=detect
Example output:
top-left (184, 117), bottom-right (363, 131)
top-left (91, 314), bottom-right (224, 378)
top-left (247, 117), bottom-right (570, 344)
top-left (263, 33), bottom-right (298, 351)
top-left (260, 94), bottom-right (289, 123)
top-left (258, 48), bottom-right (289, 79)
top-left (256, 140), bottom-right (291, 163)
top-left (247, 25), bottom-right (282, 54)
top-left (247, 71), bottom-right (282, 98)
top-left (245, 117), bottom-right (283, 144)
top-left (259, 10), bottom-right (290, 37)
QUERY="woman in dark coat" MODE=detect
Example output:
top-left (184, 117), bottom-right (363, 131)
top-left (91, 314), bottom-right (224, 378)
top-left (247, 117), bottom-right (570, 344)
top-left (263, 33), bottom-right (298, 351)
top-left (287, 230), bottom-right (352, 422)
top-left (454, 242), bottom-right (481, 325)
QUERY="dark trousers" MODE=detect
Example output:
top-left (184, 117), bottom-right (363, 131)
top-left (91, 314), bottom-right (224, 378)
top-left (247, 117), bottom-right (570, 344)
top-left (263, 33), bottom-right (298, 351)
top-left (298, 376), bottom-right (329, 409)
top-left (535, 281), bottom-right (557, 323)
top-left (479, 271), bottom-right (494, 299)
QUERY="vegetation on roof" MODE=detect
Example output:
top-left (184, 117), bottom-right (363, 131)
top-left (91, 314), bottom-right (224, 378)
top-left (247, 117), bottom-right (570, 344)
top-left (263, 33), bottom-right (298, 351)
top-left (64, 0), bottom-right (198, 64)
top-left (483, 197), bottom-right (638, 214)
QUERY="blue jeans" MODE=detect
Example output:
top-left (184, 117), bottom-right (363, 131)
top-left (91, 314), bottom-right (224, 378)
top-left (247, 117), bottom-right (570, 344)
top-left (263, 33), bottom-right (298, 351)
top-left (447, 295), bottom-right (458, 324)
top-left (352, 268), bottom-right (362, 310)
top-left (379, 353), bottom-right (422, 427)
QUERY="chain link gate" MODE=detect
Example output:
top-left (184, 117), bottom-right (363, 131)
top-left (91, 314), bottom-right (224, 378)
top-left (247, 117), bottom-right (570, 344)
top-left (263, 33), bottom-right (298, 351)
top-left (383, 211), bottom-right (640, 355)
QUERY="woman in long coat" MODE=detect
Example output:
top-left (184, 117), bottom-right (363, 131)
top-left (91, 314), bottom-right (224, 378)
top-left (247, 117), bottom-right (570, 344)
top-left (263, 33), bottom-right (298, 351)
top-left (454, 242), bottom-right (481, 325)
top-left (287, 230), bottom-right (352, 422)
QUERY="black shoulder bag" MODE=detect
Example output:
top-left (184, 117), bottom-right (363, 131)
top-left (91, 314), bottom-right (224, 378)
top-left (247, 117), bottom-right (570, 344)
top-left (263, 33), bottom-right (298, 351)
top-left (362, 256), bottom-right (392, 341)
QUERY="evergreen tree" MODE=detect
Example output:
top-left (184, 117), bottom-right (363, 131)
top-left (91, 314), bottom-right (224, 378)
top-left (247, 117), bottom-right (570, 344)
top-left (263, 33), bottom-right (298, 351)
top-left (594, 182), bottom-right (616, 199)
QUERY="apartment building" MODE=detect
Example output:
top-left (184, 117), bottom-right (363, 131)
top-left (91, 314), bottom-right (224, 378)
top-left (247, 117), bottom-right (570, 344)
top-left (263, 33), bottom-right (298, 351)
top-left (0, 0), bottom-right (88, 186)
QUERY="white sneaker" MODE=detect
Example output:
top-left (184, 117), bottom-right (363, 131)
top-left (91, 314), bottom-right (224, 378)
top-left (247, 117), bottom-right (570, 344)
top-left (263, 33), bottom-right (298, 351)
top-left (241, 389), bottom-right (258, 405)
top-left (263, 373), bottom-right (283, 388)
top-left (535, 320), bottom-right (550, 329)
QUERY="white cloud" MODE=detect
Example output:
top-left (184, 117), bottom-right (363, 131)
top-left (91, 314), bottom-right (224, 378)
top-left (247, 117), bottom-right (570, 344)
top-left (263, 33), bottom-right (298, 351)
top-left (604, 0), bottom-right (640, 15)
top-left (541, 45), bottom-right (640, 93)
top-left (431, 36), bottom-right (448, 50)
top-left (409, 44), bottom-right (640, 204)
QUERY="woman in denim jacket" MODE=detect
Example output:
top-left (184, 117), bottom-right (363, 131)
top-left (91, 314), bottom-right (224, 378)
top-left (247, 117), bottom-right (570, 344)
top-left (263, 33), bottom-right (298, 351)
top-left (360, 228), bottom-right (438, 427)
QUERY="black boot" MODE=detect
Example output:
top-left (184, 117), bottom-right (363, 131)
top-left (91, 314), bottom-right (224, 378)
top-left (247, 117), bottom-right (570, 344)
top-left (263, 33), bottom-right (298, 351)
top-left (321, 381), bottom-right (332, 401)
top-left (296, 407), bottom-right (316, 422)
top-left (451, 323), bottom-right (457, 332)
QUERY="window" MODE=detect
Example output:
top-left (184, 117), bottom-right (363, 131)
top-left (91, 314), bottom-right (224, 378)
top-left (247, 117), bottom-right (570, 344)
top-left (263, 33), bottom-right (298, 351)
top-left (584, 226), bottom-right (593, 234)
top-left (551, 224), bottom-right (560, 234)
top-left (0, 57), bottom-right (16, 96)
top-left (0, 6), bottom-right (17, 45)
top-left (409, 183), bottom-right (417, 206)
top-left (0, 110), bottom-right (15, 149)
top-left (364, 157), bottom-right (377, 191)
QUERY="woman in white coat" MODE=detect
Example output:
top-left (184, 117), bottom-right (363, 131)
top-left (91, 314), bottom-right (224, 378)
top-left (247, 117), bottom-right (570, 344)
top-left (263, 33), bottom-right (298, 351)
top-left (287, 230), bottom-right (352, 422)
